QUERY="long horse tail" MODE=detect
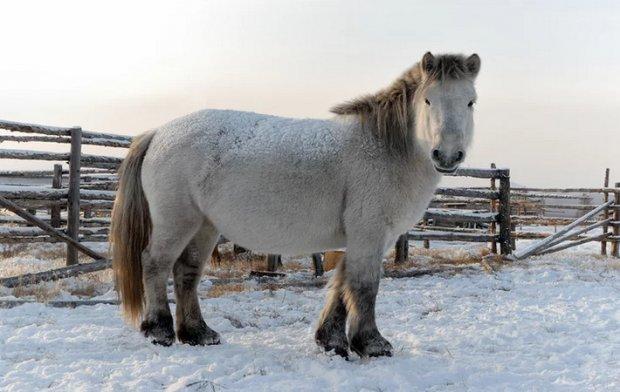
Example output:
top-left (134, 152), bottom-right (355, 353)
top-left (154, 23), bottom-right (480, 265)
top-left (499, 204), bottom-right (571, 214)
top-left (110, 130), bottom-right (156, 325)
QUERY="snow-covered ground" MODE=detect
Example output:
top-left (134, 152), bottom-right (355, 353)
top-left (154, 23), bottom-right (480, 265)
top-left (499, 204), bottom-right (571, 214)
top-left (1, 244), bottom-right (619, 391)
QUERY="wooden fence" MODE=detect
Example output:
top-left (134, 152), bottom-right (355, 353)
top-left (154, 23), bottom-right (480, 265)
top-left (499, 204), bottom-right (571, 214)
top-left (393, 166), bottom-right (512, 264)
top-left (0, 120), bottom-right (127, 265)
top-left (508, 170), bottom-right (620, 257)
top-left (2, 118), bottom-right (618, 283)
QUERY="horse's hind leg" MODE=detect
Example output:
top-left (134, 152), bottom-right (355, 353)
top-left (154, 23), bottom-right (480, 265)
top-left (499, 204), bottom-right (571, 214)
top-left (173, 222), bottom-right (221, 346)
top-left (315, 259), bottom-right (349, 358)
top-left (141, 208), bottom-right (202, 346)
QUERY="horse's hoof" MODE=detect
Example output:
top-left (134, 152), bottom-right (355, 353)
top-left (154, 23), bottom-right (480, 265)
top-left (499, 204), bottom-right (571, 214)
top-left (315, 325), bottom-right (349, 359)
top-left (349, 330), bottom-right (393, 358)
top-left (177, 320), bottom-right (221, 346)
top-left (141, 313), bottom-right (175, 346)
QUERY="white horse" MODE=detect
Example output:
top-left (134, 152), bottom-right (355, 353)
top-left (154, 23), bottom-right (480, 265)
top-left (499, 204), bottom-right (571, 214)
top-left (110, 52), bottom-right (480, 358)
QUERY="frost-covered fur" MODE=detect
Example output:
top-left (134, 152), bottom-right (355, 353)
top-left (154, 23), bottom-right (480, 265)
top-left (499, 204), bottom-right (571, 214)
top-left (111, 52), bottom-right (481, 357)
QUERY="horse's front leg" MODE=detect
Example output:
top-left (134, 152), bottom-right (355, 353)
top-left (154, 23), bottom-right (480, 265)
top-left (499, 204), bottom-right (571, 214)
top-left (342, 233), bottom-right (393, 358)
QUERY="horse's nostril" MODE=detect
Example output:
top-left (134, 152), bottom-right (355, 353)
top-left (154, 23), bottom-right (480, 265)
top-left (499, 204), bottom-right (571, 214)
top-left (432, 149), bottom-right (440, 160)
top-left (456, 151), bottom-right (464, 162)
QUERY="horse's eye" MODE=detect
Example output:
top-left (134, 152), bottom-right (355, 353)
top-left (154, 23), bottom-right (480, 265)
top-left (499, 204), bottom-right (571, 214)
top-left (468, 101), bottom-right (475, 107)
top-left (425, 99), bottom-right (431, 106)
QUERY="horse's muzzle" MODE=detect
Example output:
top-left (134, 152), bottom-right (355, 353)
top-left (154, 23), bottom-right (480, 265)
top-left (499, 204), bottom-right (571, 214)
top-left (434, 164), bottom-right (459, 174)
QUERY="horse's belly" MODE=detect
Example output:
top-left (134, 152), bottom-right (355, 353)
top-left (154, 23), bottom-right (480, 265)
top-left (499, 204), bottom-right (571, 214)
top-left (201, 176), bottom-right (346, 255)
top-left (220, 224), bottom-right (346, 255)
top-left (211, 210), bottom-right (346, 254)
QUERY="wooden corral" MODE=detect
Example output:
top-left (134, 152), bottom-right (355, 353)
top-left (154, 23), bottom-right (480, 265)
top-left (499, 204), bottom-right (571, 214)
top-left (1, 119), bottom-right (618, 289)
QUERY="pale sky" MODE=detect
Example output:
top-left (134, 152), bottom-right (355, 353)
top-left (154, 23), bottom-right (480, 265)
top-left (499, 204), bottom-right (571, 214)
top-left (1, 0), bottom-right (619, 187)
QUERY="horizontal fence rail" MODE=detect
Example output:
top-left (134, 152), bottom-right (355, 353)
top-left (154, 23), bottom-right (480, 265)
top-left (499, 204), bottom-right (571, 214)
top-left (0, 119), bottom-right (132, 142)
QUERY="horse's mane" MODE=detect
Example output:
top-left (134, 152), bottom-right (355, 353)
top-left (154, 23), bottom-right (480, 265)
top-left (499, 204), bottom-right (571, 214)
top-left (330, 53), bottom-right (480, 154)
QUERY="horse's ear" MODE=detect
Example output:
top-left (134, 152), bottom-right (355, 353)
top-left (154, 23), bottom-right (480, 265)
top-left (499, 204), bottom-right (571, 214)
top-left (465, 54), bottom-right (481, 77)
top-left (421, 52), bottom-right (436, 75)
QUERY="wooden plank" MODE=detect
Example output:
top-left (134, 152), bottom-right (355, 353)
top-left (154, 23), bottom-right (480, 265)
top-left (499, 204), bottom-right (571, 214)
top-left (490, 163), bottom-right (498, 254)
top-left (0, 259), bottom-right (111, 288)
top-left (66, 127), bottom-right (82, 266)
top-left (266, 254), bottom-right (281, 272)
top-left (0, 299), bottom-right (122, 309)
top-left (511, 187), bottom-right (620, 194)
top-left (51, 164), bottom-right (62, 228)
top-left (537, 234), bottom-right (610, 256)
top-left (435, 188), bottom-right (499, 200)
top-left (0, 185), bottom-right (66, 200)
top-left (0, 118), bottom-right (72, 136)
top-left (249, 270), bottom-right (286, 278)
top-left (384, 266), bottom-right (479, 278)
top-left (424, 208), bottom-right (498, 224)
top-left (512, 192), bottom-right (591, 200)
top-left (0, 235), bottom-right (108, 244)
top-left (0, 195), bottom-right (106, 261)
top-left (412, 225), bottom-right (483, 233)
top-left (443, 167), bottom-right (510, 179)
top-left (0, 215), bottom-right (111, 228)
top-left (512, 232), bottom-right (596, 240)
top-left (614, 183), bottom-right (620, 258)
top-left (0, 170), bottom-right (55, 178)
top-left (0, 118), bottom-right (132, 142)
top-left (511, 215), bottom-right (600, 225)
top-left (0, 226), bottom-right (108, 237)
top-left (544, 219), bottom-right (611, 249)
top-left (311, 253), bottom-right (324, 277)
top-left (408, 231), bottom-right (496, 242)
top-left (0, 134), bottom-right (130, 148)
top-left (542, 204), bottom-right (610, 210)
top-left (0, 135), bottom-right (70, 144)
top-left (6, 199), bottom-right (114, 210)
top-left (0, 185), bottom-right (115, 200)
top-left (512, 200), bottom-right (614, 260)
top-left (498, 174), bottom-right (512, 255)
top-left (394, 234), bottom-right (408, 264)
top-left (430, 198), bottom-right (490, 205)
top-left (0, 148), bottom-right (122, 166)
top-left (601, 168), bottom-right (610, 256)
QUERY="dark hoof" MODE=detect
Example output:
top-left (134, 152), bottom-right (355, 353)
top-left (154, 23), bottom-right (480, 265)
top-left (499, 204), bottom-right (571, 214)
top-left (141, 313), bottom-right (175, 346)
top-left (350, 330), bottom-right (393, 358)
top-left (315, 325), bottom-right (349, 359)
top-left (177, 320), bottom-right (221, 346)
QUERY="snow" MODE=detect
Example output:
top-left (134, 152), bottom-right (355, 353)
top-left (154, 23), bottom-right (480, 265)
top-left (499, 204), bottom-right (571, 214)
top-left (1, 250), bottom-right (618, 391)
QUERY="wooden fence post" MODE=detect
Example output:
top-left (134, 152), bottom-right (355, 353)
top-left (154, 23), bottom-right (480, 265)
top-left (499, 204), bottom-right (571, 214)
top-left (422, 218), bottom-right (430, 249)
top-left (613, 182), bottom-right (620, 258)
top-left (50, 164), bottom-right (62, 228)
top-left (510, 222), bottom-right (516, 251)
top-left (66, 127), bottom-right (82, 266)
top-left (311, 253), bottom-right (324, 277)
top-left (394, 234), bottom-right (408, 264)
top-left (497, 169), bottom-right (512, 255)
top-left (490, 163), bottom-right (498, 253)
top-left (601, 168), bottom-right (610, 256)
top-left (266, 254), bottom-right (281, 271)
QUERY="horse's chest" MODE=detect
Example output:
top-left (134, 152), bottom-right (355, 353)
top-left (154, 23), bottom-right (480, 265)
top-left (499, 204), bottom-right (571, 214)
top-left (386, 179), bottom-right (438, 233)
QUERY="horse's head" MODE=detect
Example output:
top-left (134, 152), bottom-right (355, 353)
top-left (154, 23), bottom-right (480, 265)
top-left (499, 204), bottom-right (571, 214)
top-left (414, 52), bottom-right (480, 174)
